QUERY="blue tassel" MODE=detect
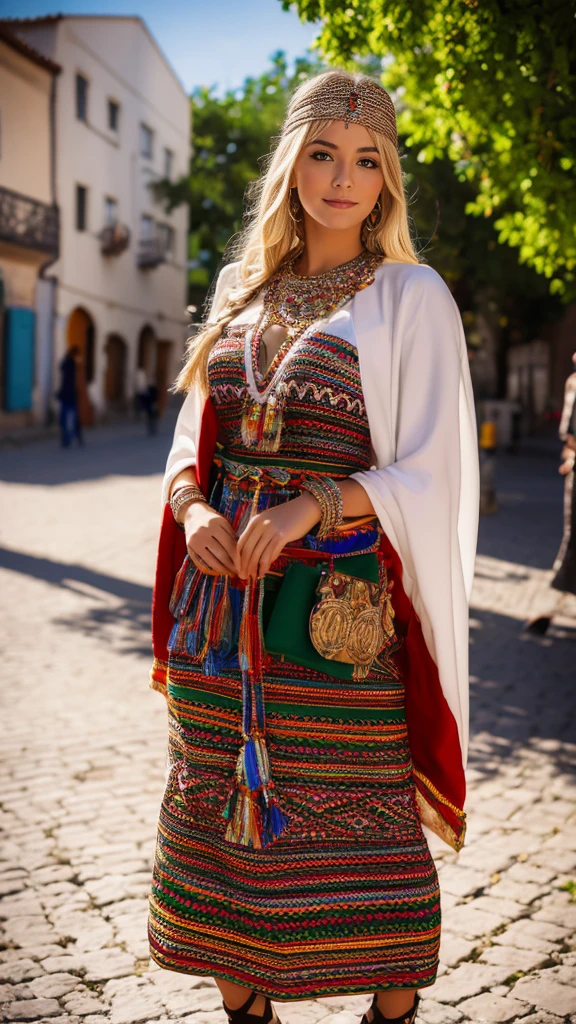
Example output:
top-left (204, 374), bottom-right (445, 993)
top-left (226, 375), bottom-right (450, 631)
top-left (167, 620), bottom-right (180, 651)
top-left (244, 737), bottom-right (261, 791)
top-left (268, 800), bottom-right (288, 838)
top-left (203, 645), bottom-right (226, 677)
top-left (185, 627), bottom-right (199, 657)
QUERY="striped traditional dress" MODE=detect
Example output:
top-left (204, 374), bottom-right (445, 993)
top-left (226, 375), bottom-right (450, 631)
top-left (148, 299), bottom-right (441, 998)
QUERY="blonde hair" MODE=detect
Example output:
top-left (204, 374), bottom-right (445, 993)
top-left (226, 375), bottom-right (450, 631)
top-left (173, 68), bottom-right (420, 396)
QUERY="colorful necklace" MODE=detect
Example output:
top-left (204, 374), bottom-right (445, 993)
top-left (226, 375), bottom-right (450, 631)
top-left (241, 249), bottom-right (383, 452)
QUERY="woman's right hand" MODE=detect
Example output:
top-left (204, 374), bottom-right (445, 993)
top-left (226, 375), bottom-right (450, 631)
top-left (183, 501), bottom-right (239, 576)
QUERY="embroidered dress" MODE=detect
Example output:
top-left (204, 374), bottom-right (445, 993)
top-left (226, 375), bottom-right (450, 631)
top-left (147, 256), bottom-right (442, 998)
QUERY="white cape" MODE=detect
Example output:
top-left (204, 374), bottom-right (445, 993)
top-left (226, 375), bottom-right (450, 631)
top-left (162, 259), bottom-right (480, 767)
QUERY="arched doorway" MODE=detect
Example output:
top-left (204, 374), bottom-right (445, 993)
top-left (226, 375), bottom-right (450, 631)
top-left (138, 324), bottom-right (157, 378)
top-left (156, 340), bottom-right (173, 415)
top-left (104, 333), bottom-right (128, 411)
top-left (66, 307), bottom-right (95, 426)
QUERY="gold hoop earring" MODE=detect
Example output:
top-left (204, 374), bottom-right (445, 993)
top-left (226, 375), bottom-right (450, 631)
top-left (368, 198), bottom-right (383, 230)
top-left (289, 187), bottom-right (302, 223)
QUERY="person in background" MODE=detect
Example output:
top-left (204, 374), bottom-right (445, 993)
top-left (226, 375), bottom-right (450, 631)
top-left (144, 379), bottom-right (159, 435)
top-left (525, 351), bottom-right (576, 634)
top-left (56, 345), bottom-right (84, 448)
top-left (135, 367), bottom-right (159, 434)
top-left (135, 367), bottom-right (149, 419)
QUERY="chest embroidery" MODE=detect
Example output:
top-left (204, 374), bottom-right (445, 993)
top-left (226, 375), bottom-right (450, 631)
top-left (231, 251), bottom-right (380, 453)
top-left (208, 320), bottom-right (370, 460)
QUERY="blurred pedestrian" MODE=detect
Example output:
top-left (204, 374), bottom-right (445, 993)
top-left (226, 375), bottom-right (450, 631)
top-left (144, 380), bottom-right (159, 435)
top-left (56, 345), bottom-right (84, 448)
top-left (525, 352), bottom-right (576, 634)
top-left (134, 367), bottom-right (148, 418)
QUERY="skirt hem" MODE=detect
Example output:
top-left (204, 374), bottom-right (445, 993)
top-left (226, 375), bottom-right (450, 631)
top-left (147, 947), bottom-right (438, 1001)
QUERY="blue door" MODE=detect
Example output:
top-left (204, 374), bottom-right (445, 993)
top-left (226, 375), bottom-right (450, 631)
top-left (3, 307), bottom-right (35, 412)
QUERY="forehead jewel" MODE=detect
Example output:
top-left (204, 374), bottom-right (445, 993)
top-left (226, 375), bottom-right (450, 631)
top-left (281, 78), bottom-right (398, 149)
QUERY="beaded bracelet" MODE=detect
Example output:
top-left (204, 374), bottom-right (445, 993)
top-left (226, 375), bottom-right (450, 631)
top-left (300, 475), bottom-right (343, 540)
top-left (169, 483), bottom-right (207, 529)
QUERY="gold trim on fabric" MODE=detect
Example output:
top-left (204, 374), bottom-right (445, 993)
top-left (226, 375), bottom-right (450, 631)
top-left (413, 768), bottom-right (466, 818)
top-left (413, 769), bottom-right (466, 852)
top-left (149, 658), bottom-right (168, 699)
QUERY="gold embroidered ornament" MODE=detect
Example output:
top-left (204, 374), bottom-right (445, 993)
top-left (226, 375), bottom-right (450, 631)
top-left (241, 249), bottom-right (383, 452)
top-left (309, 567), bottom-right (397, 680)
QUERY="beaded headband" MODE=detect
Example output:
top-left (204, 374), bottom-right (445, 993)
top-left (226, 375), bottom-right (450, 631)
top-left (281, 76), bottom-right (398, 150)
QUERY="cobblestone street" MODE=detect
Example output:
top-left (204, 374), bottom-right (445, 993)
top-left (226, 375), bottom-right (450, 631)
top-left (1, 419), bottom-right (575, 1024)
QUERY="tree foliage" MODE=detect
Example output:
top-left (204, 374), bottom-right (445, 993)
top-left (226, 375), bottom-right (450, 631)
top-left (282, 0), bottom-right (576, 301)
top-left (153, 51), bottom-right (326, 305)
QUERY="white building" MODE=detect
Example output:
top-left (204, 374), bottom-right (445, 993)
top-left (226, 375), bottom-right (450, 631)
top-left (0, 24), bottom-right (59, 434)
top-left (6, 14), bottom-right (190, 427)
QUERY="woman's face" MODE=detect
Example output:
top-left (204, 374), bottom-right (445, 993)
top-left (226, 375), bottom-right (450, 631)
top-left (291, 119), bottom-right (384, 234)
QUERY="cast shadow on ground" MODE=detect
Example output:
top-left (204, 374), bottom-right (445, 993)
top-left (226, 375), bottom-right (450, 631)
top-left (0, 546), bottom-right (153, 659)
top-left (467, 605), bottom-right (576, 785)
top-left (478, 451), bottom-right (565, 573)
top-left (0, 412), bottom-right (180, 487)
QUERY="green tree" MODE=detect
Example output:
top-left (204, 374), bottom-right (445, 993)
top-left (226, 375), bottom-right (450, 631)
top-left (282, 0), bottom-right (576, 301)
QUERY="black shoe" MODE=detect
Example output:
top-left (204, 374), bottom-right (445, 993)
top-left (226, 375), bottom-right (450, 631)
top-left (223, 990), bottom-right (282, 1024)
top-left (360, 991), bottom-right (420, 1024)
top-left (524, 615), bottom-right (551, 635)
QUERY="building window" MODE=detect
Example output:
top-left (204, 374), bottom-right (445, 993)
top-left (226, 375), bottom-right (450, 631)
top-left (140, 214), bottom-right (153, 238)
top-left (104, 196), bottom-right (118, 225)
top-left (108, 99), bottom-right (120, 132)
top-left (163, 147), bottom-right (174, 180)
top-left (140, 123), bottom-right (153, 160)
top-left (157, 222), bottom-right (175, 256)
top-left (76, 185), bottom-right (88, 231)
top-left (76, 74), bottom-right (88, 122)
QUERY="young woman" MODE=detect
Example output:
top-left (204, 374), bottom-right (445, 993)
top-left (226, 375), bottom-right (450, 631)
top-left (147, 69), bottom-right (479, 1024)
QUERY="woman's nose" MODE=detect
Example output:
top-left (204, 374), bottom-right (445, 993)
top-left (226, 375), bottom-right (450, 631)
top-left (332, 166), bottom-right (354, 189)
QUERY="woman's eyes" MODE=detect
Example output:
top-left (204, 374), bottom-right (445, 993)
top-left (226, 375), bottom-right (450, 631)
top-left (310, 150), bottom-right (379, 169)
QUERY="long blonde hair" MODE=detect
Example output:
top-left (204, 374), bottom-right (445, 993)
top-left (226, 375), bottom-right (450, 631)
top-left (173, 68), bottom-right (420, 396)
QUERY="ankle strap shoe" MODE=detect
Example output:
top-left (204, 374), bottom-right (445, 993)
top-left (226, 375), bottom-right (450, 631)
top-left (222, 990), bottom-right (282, 1024)
top-left (360, 991), bottom-right (420, 1024)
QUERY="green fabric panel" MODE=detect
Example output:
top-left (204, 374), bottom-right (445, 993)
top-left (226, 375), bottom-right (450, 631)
top-left (166, 684), bottom-right (403, 722)
top-left (168, 684), bottom-right (241, 710)
top-left (266, 701), bottom-right (404, 721)
top-left (263, 554), bottom-right (379, 678)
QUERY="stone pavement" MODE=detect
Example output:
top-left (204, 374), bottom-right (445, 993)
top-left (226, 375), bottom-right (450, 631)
top-left (0, 422), bottom-right (575, 1024)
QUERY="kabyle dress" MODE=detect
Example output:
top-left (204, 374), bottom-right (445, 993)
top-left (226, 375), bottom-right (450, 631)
top-left (146, 255), bottom-right (465, 1000)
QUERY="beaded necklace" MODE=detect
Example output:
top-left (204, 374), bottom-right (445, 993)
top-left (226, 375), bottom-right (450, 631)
top-left (241, 249), bottom-right (383, 452)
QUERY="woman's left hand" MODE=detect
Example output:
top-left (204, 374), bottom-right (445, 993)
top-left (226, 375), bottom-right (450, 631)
top-left (236, 492), bottom-right (321, 579)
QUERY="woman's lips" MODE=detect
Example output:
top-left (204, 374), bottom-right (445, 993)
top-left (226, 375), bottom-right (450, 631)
top-left (323, 199), bottom-right (357, 209)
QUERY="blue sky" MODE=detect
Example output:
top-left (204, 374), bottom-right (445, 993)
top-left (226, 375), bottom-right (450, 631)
top-left (0, 0), bottom-right (322, 94)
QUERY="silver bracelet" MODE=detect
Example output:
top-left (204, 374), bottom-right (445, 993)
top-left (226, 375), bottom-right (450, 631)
top-left (169, 484), bottom-right (207, 527)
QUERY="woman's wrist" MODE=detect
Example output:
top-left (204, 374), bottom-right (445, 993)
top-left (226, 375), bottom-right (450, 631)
top-left (170, 483), bottom-right (209, 526)
top-left (295, 489), bottom-right (323, 523)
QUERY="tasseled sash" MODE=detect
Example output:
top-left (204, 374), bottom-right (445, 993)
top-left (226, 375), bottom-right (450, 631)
top-left (222, 576), bottom-right (288, 848)
top-left (167, 472), bottom-right (289, 851)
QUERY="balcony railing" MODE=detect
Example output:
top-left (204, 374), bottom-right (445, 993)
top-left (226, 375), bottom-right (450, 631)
top-left (99, 221), bottom-right (130, 256)
top-left (137, 236), bottom-right (168, 269)
top-left (0, 185), bottom-right (59, 256)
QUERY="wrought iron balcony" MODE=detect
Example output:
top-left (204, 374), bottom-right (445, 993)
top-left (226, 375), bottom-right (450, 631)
top-left (99, 221), bottom-right (130, 256)
top-left (137, 236), bottom-right (168, 269)
top-left (0, 185), bottom-right (59, 256)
